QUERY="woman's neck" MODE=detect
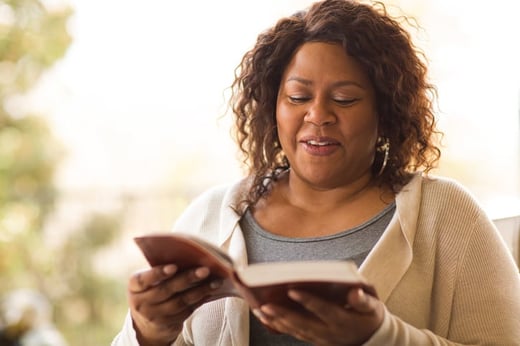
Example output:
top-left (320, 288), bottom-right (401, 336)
top-left (280, 170), bottom-right (384, 213)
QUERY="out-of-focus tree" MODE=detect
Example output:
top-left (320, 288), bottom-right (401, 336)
top-left (0, 0), bottom-right (73, 344)
top-left (0, 0), bottom-right (71, 290)
top-left (52, 211), bottom-right (129, 345)
top-left (0, 0), bottom-right (71, 233)
top-left (0, 1), bottom-right (128, 345)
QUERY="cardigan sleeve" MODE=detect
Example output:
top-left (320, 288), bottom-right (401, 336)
top-left (446, 211), bottom-right (520, 343)
top-left (111, 181), bottom-right (245, 346)
top-left (364, 209), bottom-right (520, 345)
top-left (110, 311), bottom-right (190, 346)
top-left (363, 308), bottom-right (460, 346)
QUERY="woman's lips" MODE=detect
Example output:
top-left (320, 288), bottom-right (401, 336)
top-left (300, 137), bottom-right (340, 156)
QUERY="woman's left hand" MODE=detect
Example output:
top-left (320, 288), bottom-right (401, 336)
top-left (253, 288), bottom-right (385, 346)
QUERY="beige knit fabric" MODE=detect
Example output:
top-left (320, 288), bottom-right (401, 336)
top-left (112, 173), bottom-right (520, 345)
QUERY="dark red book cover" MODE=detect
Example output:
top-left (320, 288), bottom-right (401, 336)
top-left (134, 233), bottom-right (377, 310)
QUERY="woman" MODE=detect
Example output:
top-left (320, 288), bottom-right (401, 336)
top-left (113, 0), bottom-right (520, 345)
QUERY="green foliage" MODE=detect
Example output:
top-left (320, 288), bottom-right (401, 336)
top-left (0, 0), bottom-right (72, 96)
top-left (0, 211), bottom-right (128, 345)
top-left (0, 0), bottom-right (71, 235)
top-left (53, 212), bottom-right (128, 345)
top-left (0, 1), bottom-right (127, 344)
top-left (0, 115), bottom-right (62, 233)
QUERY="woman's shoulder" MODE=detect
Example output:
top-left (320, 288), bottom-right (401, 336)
top-left (399, 172), bottom-right (485, 218)
top-left (187, 176), bottom-right (251, 209)
top-left (402, 172), bottom-right (477, 197)
top-left (409, 173), bottom-right (488, 221)
top-left (171, 177), bottom-right (251, 237)
top-left (420, 174), bottom-right (479, 202)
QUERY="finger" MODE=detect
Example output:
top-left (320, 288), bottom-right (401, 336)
top-left (127, 271), bottom-right (220, 345)
top-left (257, 304), bottom-right (323, 344)
top-left (156, 267), bottom-right (212, 304)
top-left (130, 266), bottom-right (214, 313)
top-left (164, 278), bottom-right (223, 313)
top-left (135, 278), bottom-right (223, 327)
top-left (129, 264), bottom-right (178, 293)
top-left (347, 288), bottom-right (378, 314)
top-left (287, 289), bottom-right (345, 321)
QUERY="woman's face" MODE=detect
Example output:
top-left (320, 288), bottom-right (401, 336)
top-left (276, 41), bottom-right (378, 189)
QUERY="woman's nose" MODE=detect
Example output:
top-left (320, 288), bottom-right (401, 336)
top-left (304, 99), bottom-right (337, 126)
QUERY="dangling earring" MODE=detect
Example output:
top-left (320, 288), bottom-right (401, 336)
top-left (376, 136), bottom-right (390, 176)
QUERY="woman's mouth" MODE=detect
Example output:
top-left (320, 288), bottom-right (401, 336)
top-left (301, 138), bottom-right (340, 156)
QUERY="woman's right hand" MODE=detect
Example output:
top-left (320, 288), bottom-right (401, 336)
top-left (127, 264), bottom-right (221, 346)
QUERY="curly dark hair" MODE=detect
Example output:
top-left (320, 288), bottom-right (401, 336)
top-left (230, 0), bottom-right (441, 208)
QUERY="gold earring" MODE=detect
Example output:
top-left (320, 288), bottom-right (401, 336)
top-left (376, 137), bottom-right (390, 176)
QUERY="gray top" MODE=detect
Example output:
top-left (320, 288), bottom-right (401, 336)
top-left (241, 202), bottom-right (396, 346)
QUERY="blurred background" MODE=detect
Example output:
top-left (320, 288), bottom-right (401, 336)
top-left (0, 0), bottom-right (518, 344)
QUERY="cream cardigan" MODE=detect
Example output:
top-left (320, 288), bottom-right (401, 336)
top-left (112, 174), bottom-right (520, 345)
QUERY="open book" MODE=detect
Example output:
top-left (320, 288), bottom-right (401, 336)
top-left (134, 233), bottom-right (377, 312)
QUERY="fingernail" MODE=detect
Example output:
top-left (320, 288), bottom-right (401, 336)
top-left (287, 289), bottom-right (302, 301)
top-left (210, 279), bottom-right (223, 289)
top-left (252, 308), bottom-right (264, 319)
top-left (358, 288), bottom-right (367, 302)
top-left (163, 264), bottom-right (177, 275)
top-left (195, 267), bottom-right (210, 279)
top-left (260, 305), bottom-right (275, 316)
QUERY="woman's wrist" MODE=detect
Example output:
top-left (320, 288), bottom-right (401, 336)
top-left (132, 317), bottom-right (178, 346)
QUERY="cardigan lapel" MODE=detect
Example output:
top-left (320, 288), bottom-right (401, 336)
top-left (216, 178), bottom-right (250, 268)
top-left (217, 179), bottom-right (252, 345)
top-left (360, 173), bottom-right (422, 302)
top-left (217, 177), bottom-right (251, 246)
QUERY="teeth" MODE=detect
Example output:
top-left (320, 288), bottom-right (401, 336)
top-left (307, 140), bottom-right (329, 146)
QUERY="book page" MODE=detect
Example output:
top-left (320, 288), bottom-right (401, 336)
top-left (234, 260), bottom-right (377, 310)
top-left (237, 260), bottom-right (364, 286)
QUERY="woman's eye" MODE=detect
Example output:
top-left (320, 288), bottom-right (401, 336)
top-left (288, 96), bottom-right (310, 104)
top-left (334, 98), bottom-right (358, 106)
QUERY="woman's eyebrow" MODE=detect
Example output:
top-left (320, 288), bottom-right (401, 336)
top-left (286, 76), bottom-right (313, 86)
top-left (285, 76), bottom-right (366, 89)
